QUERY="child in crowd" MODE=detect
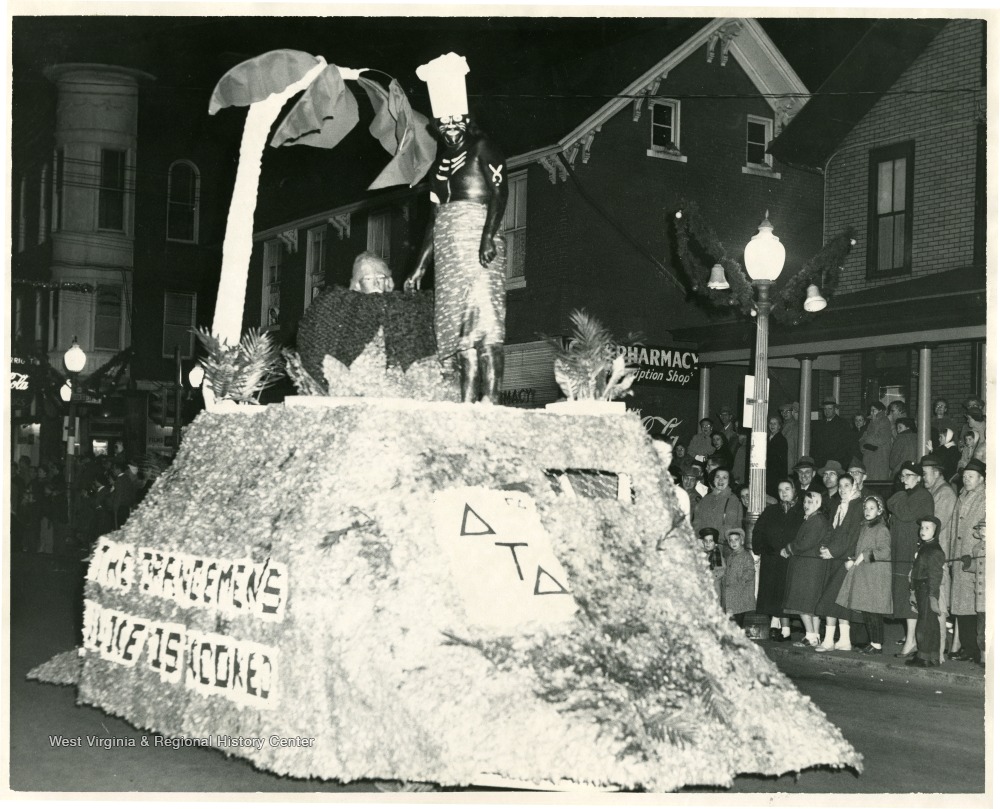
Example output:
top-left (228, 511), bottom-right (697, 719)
top-left (907, 515), bottom-right (946, 668)
top-left (699, 527), bottom-right (725, 606)
top-left (835, 494), bottom-right (892, 654)
top-left (722, 528), bottom-right (756, 626)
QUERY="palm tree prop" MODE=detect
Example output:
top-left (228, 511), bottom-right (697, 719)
top-left (201, 50), bottom-right (437, 406)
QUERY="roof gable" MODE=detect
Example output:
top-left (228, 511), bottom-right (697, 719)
top-left (549, 18), bottom-right (810, 162)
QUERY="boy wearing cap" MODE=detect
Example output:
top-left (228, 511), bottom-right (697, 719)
top-left (406, 53), bottom-right (509, 404)
top-left (906, 516), bottom-right (946, 667)
top-left (698, 527), bottom-right (725, 605)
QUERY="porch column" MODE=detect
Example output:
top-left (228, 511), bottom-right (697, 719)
top-left (698, 364), bottom-right (712, 420)
top-left (917, 344), bottom-right (933, 457)
top-left (831, 373), bottom-right (841, 405)
top-left (797, 355), bottom-right (815, 457)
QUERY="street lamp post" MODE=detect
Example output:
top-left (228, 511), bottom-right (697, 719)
top-left (744, 214), bottom-right (786, 538)
top-left (63, 337), bottom-right (87, 550)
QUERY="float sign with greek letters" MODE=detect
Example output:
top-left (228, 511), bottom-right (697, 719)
top-left (613, 344), bottom-right (699, 389)
top-left (431, 488), bottom-right (577, 631)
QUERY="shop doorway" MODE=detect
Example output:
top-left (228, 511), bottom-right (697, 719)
top-left (862, 348), bottom-right (912, 409)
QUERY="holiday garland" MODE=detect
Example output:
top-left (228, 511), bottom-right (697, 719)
top-left (672, 200), bottom-right (856, 326)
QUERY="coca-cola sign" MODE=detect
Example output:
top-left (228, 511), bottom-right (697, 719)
top-left (11, 372), bottom-right (30, 391)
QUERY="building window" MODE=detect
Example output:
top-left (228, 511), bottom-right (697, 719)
top-left (98, 148), bottom-right (127, 231)
top-left (52, 148), bottom-right (64, 231)
top-left (262, 240), bottom-right (283, 328)
top-left (746, 115), bottom-right (773, 167)
top-left (305, 226), bottom-right (327, 307)
top-left (502, 172), bottom-right (527, 289)
top-left (162, 291), bottom-right (197, 358)
top-left (38, 165), bottom-right (49, 244)
top-left (649, 100), bottom-right (681, 153)
top-left (367, 210), bottom-right (391, 262)
top-left (166, 160), bottom-right (199, 243)
top-left (94, 285), bottom-right (123, 350)
top-left (867, 141), bottom-right (914, 276)
top-left (17, 175), bottom-right (26, 252)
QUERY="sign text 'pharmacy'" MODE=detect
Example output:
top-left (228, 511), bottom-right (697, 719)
top-left (613, 344), bottom-right (700, 388)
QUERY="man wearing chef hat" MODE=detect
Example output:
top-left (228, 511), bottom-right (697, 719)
top-left (405, 53), bottom-right (509, 404)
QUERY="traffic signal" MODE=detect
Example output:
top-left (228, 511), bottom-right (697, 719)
top-left (148, 391), bottom-right (166, 426)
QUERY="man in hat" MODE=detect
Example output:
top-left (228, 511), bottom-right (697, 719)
top-left (811, 399), bottom-right (855, 471)
top-left (792, 456), bottom-right (825, 500)
top-left (779, 403), bottom-right (799, 471)
top-left (920, 453), bottom-right (957, 663)
top-left (948, 458), bottom-right (986, 665)
top-left (406, 53), bottom-right (509, 404)
top-left (819, 460), bottom-right (844, 513)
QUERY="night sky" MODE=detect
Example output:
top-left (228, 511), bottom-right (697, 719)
top-left (11, 15), bottom-right (876, 97)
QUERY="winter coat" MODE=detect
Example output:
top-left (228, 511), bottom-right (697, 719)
top-left (782, 511), bottom-right (831, 615)
top-left (765, 432), bottom-right (788, 499)
top-left (888, 432), bottom-right (919, 480)
top-left (926, 475), bottom-right (958, 610)
top-left (860, 413), bottom-right (893, 480)
top-left (722, 546), bottom-right (756, 615)
top-left (949, 484), bottom-right (986, 616)
top-left (811, 415), bottom-right (856, 470)
top-left (692, 488), bottom-right (744, 539)
top-left (753, 500), bottom-right (804, 615)
top-left (782, 417), bottom-right (800, 472)
top-left (887, 485), bottom-right (934, 619)
top-left (836, 521), bottom-right (893, 615)
top-left (815, 495), bottom-right (865, 619)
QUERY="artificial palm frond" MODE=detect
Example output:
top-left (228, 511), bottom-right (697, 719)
top-left (552, 309), bottom-right (637, 401)
top-left (194, 327), bottom-right (284, 403)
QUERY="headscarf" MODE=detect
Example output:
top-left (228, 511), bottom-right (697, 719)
top-left (863, 494), bottom-right (886, 527)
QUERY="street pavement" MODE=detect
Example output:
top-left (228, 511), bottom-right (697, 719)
top-left (5, 552), bottom-right (989, 796)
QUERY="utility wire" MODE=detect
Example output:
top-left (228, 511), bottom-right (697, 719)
top-left (556, 152), bottom-right (687, 295)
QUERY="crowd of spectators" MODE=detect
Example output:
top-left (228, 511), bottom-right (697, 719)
top-left (9, 446), bottom-right (156, 558)
top-left (666, 394), bottom-right (988, 668)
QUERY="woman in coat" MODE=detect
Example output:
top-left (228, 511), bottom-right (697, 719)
top-left (860, 402), bottom-right (893, 480)
top-left (692, 467), bottom-right (743, 548)
top-left (887, 461), bottom-right (935, 658)
top-left (814, 474), bottom-right (865, 651)
top-left (765, 416), bottom-right (789, 499)
top-left (753, 479), bottom-right (803, 641)
top-left (948, 459), bottom-right (987, 663)
top-left (781, 490), bottom-right (830, 647)
top-left (836, 494), bottom-right (893, 653)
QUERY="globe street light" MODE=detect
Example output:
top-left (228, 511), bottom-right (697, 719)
top-left (63, 337), bottom-right (87, 555)
top-left (744, 214), bottom-right (785, 534)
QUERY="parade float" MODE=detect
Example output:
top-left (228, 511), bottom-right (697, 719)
top-left (29, 49), bottom-right (861, 791)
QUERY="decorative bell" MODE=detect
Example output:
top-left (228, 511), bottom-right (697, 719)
top-left (707, 263), bottom-right (730, 290)
top-left (804, 284), bottom-right (827, 312)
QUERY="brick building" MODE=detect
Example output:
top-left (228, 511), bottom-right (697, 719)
top-left (10, 33), bottom-right (243, 461)
top-left (245, 17), bottom-right (824, 437)
top-left (673, 18), bottom-right (988, 475)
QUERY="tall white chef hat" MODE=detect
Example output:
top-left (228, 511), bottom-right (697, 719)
top-left (416, 52), bottom-right (470, 119)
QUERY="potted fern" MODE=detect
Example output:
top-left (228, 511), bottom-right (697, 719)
top-left (545, 309), bottom-right (637, 416)
top-left (192, 327), bottom-right (283, 412)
